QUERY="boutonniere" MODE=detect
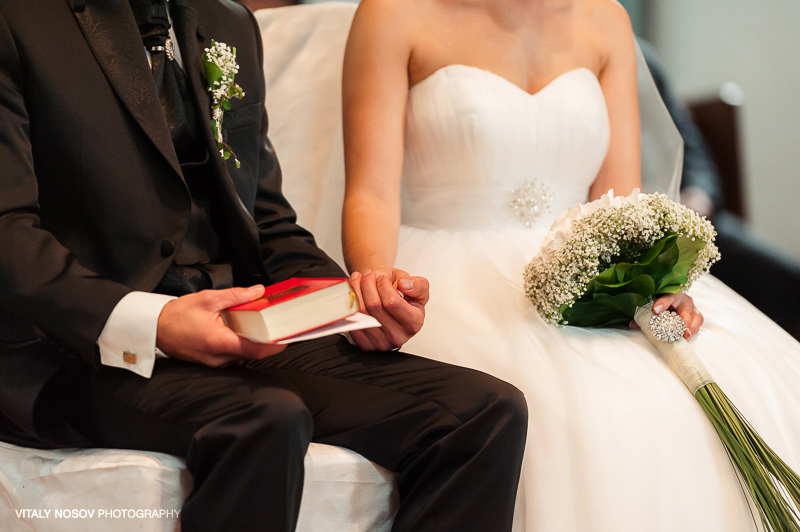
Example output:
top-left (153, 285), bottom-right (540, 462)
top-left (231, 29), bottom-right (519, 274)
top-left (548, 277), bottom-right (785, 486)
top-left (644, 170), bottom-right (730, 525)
top-left (203, 40), bottom-right (245, 168)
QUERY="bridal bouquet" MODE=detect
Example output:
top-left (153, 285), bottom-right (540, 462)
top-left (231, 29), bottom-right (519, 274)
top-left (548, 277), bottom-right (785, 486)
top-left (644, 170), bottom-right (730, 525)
top-left (524, 190), bottom-right (800, 531)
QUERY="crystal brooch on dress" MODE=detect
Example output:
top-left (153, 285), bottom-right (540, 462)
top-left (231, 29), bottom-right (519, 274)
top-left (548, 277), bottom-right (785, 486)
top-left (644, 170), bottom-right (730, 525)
top-left (649, 310), bottom-right (687, 343)
top-left (509, 180), bottom-right (554, 227)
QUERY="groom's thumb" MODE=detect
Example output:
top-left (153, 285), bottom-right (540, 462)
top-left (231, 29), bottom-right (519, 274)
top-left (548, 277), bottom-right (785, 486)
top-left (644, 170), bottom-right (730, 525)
top-left (216, 285), bottom-right (265, 310)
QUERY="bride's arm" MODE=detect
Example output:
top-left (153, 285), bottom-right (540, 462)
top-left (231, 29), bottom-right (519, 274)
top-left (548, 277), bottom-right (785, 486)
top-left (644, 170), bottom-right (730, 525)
top-left (341, 0), bottom-right (428, 350)
top-left (342, 0), bottom-right (411, 275)
top-left (588, 2), bottom-right (641, 200)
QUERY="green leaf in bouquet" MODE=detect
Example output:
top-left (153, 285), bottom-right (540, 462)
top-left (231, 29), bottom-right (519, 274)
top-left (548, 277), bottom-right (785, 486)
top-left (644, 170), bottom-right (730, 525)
top-left (590, 235), bottom-right (676, 294)
top-left (580, 274), bottom-right (656, 301)
top-left (672, 235), bottom-right (704, 275)
top-left (644, 235), bottom-right (680, 281)
top-left (561, 291), bottom-right (651, 327)
top-left (588, 264), bottom-right (628, 289)
top-left (583, 264), bottom-right (657, 299)
top-left (656, 271), bottom-right (686, 292)
top-left (655, 284), bottom-right (683, 294)
top-left (651, 235), bottom-right (705, 292)
top-left (636, 232), bottom-right (673, 265)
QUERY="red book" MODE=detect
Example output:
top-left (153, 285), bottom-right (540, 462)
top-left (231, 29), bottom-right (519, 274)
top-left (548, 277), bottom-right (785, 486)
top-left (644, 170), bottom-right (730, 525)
top-left (222, 278), bottom-right (360, 343)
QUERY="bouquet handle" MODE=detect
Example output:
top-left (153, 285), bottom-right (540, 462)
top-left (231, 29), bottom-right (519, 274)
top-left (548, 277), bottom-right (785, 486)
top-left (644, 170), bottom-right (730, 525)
top-left (634, 303), bottom-right (714, 394)
top-left (634, 302), bottom-right (800, 531)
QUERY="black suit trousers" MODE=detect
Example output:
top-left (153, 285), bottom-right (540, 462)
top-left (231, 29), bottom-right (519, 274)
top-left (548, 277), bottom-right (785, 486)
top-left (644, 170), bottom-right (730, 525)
top-left (40, 336), bottom-right (527, 532)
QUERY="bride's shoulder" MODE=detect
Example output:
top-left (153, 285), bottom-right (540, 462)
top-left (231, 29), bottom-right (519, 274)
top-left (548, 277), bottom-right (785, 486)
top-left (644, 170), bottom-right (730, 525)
top-left (353, 0), bottom-right (471, 41)
top-left (574, 0), bottom-right (635, 62)
top-left (350, 0), bottom-right (421, 40)
top-left (355, 0), bottom-right (428, 18)
top-left (356, 0), bottom-right (478, 18)
top-left (578, 0), bottom-right (634, 36)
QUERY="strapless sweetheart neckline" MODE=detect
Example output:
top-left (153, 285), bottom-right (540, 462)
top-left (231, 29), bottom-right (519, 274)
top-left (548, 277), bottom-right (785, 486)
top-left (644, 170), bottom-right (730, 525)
top-left (402, 62), bottom-right (609, 231)
top-left (409, 65), bottom-right (595, 98)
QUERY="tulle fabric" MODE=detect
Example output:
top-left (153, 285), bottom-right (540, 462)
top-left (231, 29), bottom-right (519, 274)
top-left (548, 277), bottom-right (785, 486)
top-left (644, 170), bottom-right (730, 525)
top-left (397, 65), bottom-right (800, 532)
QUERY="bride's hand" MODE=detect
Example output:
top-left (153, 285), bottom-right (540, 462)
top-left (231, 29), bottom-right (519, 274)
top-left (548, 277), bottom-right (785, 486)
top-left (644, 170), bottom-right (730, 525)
top-left (348, 267), bottom-right (429, 351)
top-left (630, 293), bottom-right (704, 340)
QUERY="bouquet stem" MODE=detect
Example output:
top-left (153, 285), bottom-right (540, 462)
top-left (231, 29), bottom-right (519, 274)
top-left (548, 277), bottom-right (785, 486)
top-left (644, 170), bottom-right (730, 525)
top-left (634, 303), bottom-right (800, 531)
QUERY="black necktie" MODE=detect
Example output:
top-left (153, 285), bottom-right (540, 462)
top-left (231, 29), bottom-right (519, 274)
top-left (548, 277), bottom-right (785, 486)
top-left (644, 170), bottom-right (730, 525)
top-left (129, 0), bottom-right (202, 162)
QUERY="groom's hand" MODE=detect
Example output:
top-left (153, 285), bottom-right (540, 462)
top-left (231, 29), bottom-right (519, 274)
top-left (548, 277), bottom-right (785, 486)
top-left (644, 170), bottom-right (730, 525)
top-left (348, 268), bottom-right (429, 351)
top-left (156, 285), bottom-right (286, 367)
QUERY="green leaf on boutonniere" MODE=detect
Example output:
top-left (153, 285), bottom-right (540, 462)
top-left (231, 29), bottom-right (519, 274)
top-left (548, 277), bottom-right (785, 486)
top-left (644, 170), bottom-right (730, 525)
top-left (204, 61), bottom-right (223, 89)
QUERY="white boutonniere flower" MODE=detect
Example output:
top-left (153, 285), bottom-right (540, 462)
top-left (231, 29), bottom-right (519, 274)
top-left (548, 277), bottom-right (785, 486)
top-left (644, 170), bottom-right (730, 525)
top-left (203, 40), bottom-right (245, 168)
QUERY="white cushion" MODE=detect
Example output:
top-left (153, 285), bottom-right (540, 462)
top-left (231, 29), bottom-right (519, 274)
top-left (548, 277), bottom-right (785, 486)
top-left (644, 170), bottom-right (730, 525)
top-left (0, 441), bottom-right (396, 532)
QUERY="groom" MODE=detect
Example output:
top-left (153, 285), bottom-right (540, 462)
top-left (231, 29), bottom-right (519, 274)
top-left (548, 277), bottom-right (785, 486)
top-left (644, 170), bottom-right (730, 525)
top-left (0, 1), bottom-right (526, 531)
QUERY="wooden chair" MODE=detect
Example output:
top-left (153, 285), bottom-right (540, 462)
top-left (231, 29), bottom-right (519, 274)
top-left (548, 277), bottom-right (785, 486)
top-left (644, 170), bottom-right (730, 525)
top-left (687, 85), bottom-right (747, 219)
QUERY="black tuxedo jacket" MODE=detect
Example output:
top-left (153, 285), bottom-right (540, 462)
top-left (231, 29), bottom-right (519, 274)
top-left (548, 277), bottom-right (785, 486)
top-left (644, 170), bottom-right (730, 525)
top-left (0, 0), bottom-right (344, 440)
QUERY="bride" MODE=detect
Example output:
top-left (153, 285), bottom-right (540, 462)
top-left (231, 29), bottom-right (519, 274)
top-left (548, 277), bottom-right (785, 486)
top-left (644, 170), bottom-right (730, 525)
top-left (339, 0), bottom-right (800, 530)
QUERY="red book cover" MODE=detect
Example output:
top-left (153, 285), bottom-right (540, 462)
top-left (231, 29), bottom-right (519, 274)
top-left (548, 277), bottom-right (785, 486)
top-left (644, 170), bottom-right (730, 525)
top-left (228, 278), bottom-right (348, 311)
top-left (223, 278), bottom-right (364, 343)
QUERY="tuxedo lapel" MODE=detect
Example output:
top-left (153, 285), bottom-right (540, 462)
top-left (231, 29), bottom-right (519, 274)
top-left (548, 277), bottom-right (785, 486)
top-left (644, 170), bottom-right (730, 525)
top-left (170, 2), bottom-right (215, 155)
top-left (69, 0), bottom-right (182, 177)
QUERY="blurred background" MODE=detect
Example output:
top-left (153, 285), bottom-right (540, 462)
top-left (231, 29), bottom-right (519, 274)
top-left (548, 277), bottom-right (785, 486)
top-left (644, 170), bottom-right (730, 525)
top-left (626, 0), bottom-right (800, 264)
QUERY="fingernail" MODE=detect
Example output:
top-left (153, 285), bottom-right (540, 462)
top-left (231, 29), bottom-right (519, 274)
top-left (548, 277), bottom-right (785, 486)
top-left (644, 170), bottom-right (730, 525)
top-left (249, 284), bottom-right (264, 292)
top-left (363, 269), bottom-right (372, 276)
top-left (685, 330), bottom-right (692, 339)
top-left (399, 278), bottom-right (413, 290)
top-left (653, 304), bottom-right (663, 313)
top-left (351, 272), bottom-right (360, 280)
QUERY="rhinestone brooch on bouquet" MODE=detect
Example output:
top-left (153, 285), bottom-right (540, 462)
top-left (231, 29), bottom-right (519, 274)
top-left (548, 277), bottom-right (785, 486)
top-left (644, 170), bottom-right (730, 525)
top-left (649, 310), bottom-right (687, 343)
top-left (509, 180), bottom-right (554, 227)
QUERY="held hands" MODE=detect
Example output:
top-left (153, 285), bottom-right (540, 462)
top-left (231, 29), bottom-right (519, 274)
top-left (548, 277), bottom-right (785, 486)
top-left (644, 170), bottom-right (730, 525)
top-left (156, 285), bottom-right (286, 367)
top-left (348, 267), bottom-right (429, 351)
top-left (630, 293), bottom-right (704, 340)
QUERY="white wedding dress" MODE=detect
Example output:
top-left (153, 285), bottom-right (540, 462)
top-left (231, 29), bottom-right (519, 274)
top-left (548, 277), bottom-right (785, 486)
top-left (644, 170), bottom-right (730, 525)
top-left (396, 64), bottom-right (800, 531)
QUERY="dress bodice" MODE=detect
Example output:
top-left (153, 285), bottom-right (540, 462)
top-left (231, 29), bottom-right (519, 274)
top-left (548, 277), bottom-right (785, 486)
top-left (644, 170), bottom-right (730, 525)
top-left (402, 65), bottom-right (610, 231)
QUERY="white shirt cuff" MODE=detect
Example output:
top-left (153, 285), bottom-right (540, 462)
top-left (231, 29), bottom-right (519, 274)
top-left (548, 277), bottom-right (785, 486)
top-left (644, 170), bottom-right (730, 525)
top-left (97, 291), bottom-right (177, 378)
